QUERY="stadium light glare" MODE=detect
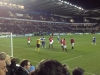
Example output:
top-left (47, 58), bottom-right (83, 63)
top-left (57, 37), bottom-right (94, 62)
top-left (63, 1), bottom-right (66, 3)
top-left (4, 3), bottom-right (7, 5)
top-left (78, 7), bottom-right (82, 9)
top-left (74, 5), bottom-right (77, 7)
top-left (82, 8), bottom-right (84, 10)
top-left (69, 3), bottom-right (72, 6)
top-left (70, 19), bottom-right (74, 23)
top-left (66, 2), bottom-right (69, 4)
top-left (61, 0), bottom-right (63, 2)
top-left (76, 6), bottom-right (79, 8)
top-left (9, 3), bottom-right (12, 6)
top-left (58, 0), bottom-right (61, 1)
top-left (21, 6), bottom-right (24, 9)
top-left (0, 2), bottom-right (3, 4)
top-left (13, 4), bottom-right (16, 6)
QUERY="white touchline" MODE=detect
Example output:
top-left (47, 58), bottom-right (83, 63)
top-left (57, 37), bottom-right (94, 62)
top-left (61, 55), bottom-right (83, 62)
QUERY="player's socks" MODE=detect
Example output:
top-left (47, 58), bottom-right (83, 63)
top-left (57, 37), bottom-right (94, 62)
top-left (61, 46), bottom-right (63, 49)
top-left (62, 48), bottom-right (64, 51)
top-left (71, 47), bottom-right (73, 50)
top-left (65, 49), bottom-right (67, 52)
top-left (49, 45), bottom-right (50, 48)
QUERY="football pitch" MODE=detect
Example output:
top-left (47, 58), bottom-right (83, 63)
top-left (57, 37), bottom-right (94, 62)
top-left (0, 34), bottom-right (100, 75)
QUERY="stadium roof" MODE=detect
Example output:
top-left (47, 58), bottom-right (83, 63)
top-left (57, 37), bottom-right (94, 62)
top-left (2, 0), bottom-right (100, 17)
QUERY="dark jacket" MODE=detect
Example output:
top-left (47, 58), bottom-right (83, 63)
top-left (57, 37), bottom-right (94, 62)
top-left (15, 66), bottom-right (29, 75)
top-left (6, 65), bottom-right (12, 75)
top-left (10, 62), bottom-right (19, 75)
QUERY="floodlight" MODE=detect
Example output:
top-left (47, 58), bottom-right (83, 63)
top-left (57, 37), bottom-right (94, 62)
top-left (67, 2), bottom-right (69, 4)
top-left (64, 1), bottom-right (67, 3)
top-left (69, 3), bottom-right (72, 6)
top-left (13, 4), bottom-right (16, 6)
top-left (78, 7), bottom-right (81, 9)
top-left (9, 4), bottom-right (12, 6)
top-left (0, 2), bottom-right (3, 4)
top-left (4, 3), bottom-right (7, 5)
top-left (58, 0), bottom-right (61, 1)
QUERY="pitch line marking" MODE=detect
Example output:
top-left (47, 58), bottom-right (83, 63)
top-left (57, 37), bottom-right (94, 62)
top-left (61, 55), bottom-right (83, 62)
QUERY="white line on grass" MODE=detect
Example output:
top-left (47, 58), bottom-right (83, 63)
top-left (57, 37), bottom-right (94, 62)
top-left (61, 55), bottom-right (83, 62)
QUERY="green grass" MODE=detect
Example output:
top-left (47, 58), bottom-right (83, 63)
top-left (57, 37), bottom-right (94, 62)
top-left (0, 34), bottom-right (100, 75)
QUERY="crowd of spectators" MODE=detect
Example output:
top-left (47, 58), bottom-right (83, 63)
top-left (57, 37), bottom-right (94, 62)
top-left (0, 19), bottom-right (99, 34)
top-left (0, 6), bottom-right (100, 34)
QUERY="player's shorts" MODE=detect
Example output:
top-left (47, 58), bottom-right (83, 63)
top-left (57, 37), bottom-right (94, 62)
top-left (50, 42), bottom-right (53, 45)
top-left (57, 38), bottom-right (59, 41)
top-left (28, 41), bottom-right (30, 43)
top-left (42, 42), bottom-right (45, 45)
top-left (52, 40), bottom-right (53, 43)
top-left (37, 44), bottom-right (40, 48)
top-left (71, 43), bottom-right (74, 46)
top-left (92, 40), bottom-right (95, 42)
top-left (61, 44), bottom-right (63, 46)
top-left (63, 45), bottom-right (67, 48)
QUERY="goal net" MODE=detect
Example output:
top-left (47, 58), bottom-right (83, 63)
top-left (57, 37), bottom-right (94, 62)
top-left (0, 32), bottom-right (13, 57)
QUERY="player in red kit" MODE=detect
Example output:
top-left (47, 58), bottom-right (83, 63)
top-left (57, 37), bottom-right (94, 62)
top-left (60, 38), bottom-right (63, 49)
top-left (49, 36), bottom-right (53, 49)
top-left (70, 37), bottom-right (75, 50)
top-left (27, 36), bottom-right (31, 46)
top-left (62, 38), bottom-right (67, 52)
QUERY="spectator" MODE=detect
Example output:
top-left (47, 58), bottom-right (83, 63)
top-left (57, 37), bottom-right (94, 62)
top-left (5, 55), bottom-right (11, 75)
top-left (34, 59), bottom-right (68, 75)
top-left (0, 52), bottom-right (8, 75)
top-left (70, 37), bottom-right (75, 50)
top-left (10, 58), bottom-right (19, 75)
top-left (0, 52), bottom-right (7, 60)
top-left (63, 38), bottom-right (67, 52)
top-left (72, 67), bottom-right (84, 75)
top-left (63, 64), bottom-right (70, 75)
top-left (29, 64), bottom-right (35, 73)
top-left (15, 59), bottom-right (31, 75)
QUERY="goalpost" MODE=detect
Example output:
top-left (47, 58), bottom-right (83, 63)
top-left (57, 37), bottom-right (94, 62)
top-left (0, 32), bottom-right (13, 57)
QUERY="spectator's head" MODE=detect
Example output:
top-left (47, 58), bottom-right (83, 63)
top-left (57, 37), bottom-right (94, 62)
top-left (0, 52), bottom-right (7, 60)
top-left (34, 59), bottom-right (67, 75)
top-left (20, 59), bottom-right (31, 71)
top-left (5, 55), bottom-right (11, 66)
top-left (63, 64), bottom-right (70, 75)
top-left (0, 59), bottom-right (8, 75)
top-left (63, 64), bottom-right (69, 71)
top-left (11, 58), bottom-right (16, 63)
top-left (72, 67), bottom-right (84, 75)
